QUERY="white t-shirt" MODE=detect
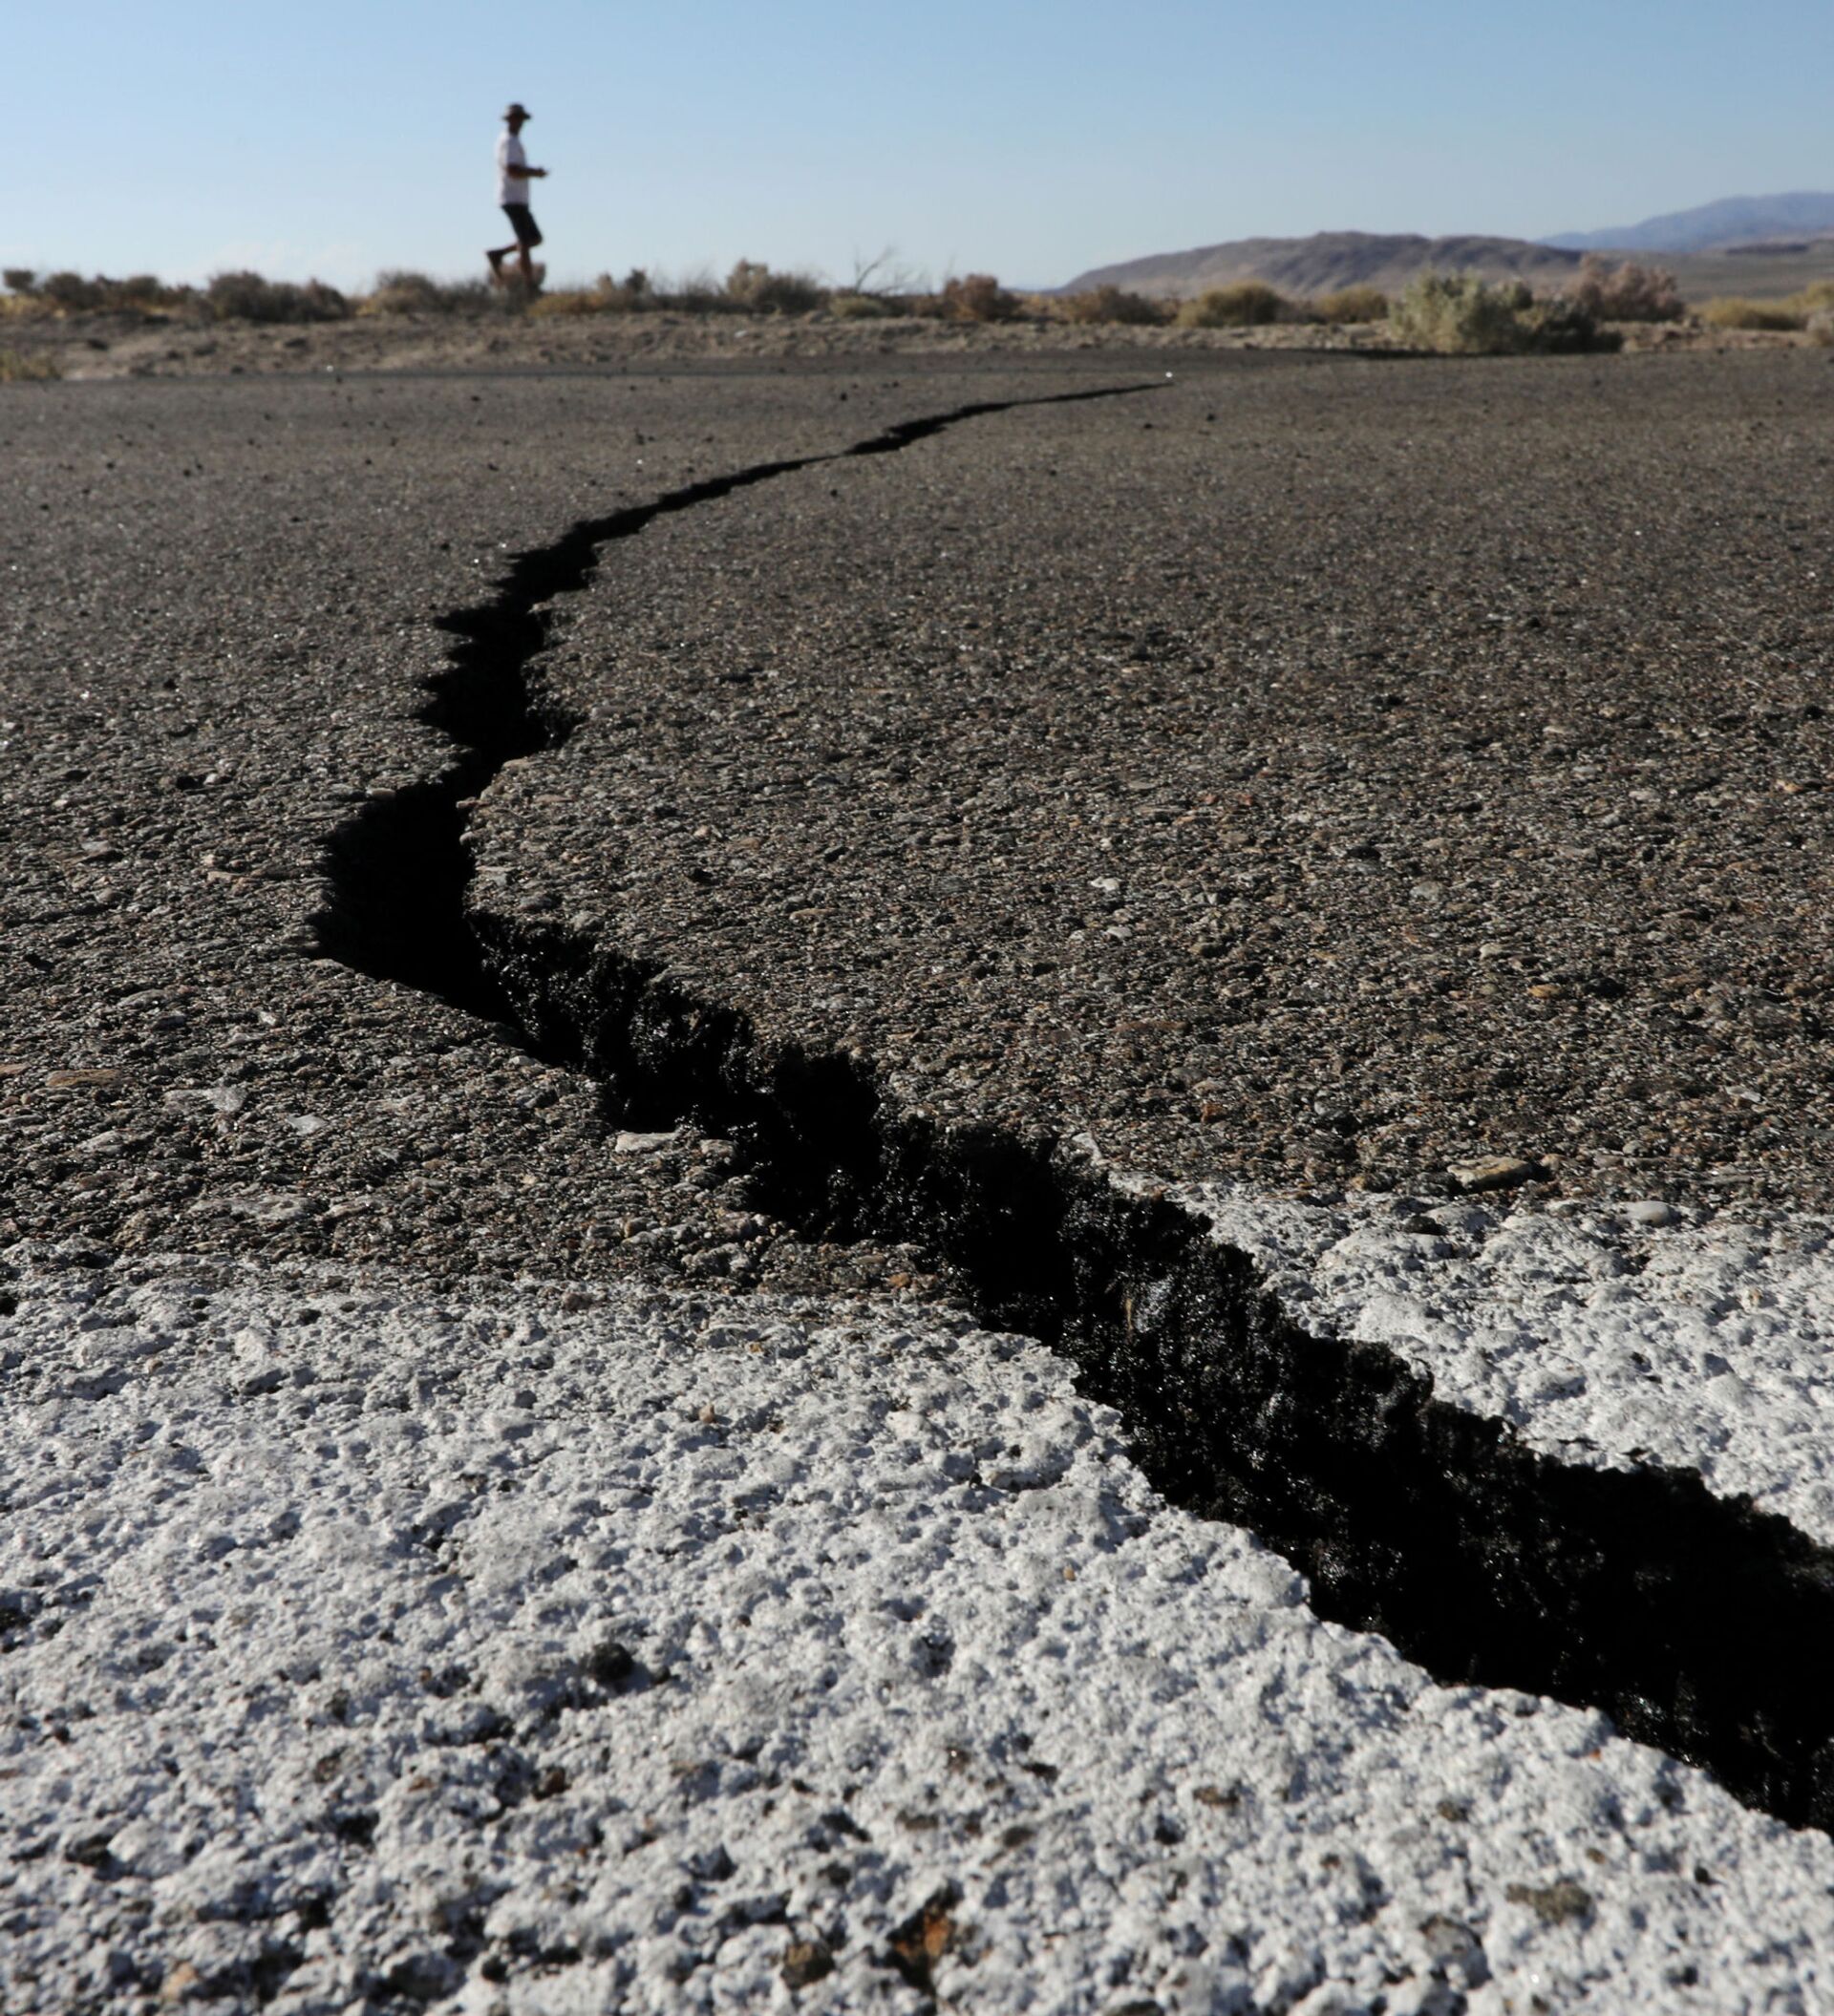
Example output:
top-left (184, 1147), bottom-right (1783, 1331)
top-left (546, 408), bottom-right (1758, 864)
top-left (497, 130), bottom-right (529, 207)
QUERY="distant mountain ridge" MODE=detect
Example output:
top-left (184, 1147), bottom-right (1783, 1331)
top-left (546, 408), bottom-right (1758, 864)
top-left (1061, 231), bottom-right (1581, 300)
top-left (1546, 193), bottom-right (1834, 254)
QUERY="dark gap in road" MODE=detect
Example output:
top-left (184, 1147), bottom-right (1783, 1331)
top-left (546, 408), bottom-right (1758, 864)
top-left (491, 921), bottom-right (1834, 1834)
top-left (311, 385), bottom-right (1142, 1031)
top-left (312, 386), bottom-right (1834, 1836)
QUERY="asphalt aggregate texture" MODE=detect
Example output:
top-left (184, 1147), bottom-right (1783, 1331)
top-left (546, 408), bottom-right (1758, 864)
top-left (9, 351), bottom-right (1834, 1288)
top-left (477, 348), bottom-right (1834, 1218)
top-left (1, 361), bottom-right (1095, 1292)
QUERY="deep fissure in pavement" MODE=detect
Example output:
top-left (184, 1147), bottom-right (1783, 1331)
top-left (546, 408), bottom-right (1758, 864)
top-left (314, 387), bottom-right (1141, 1023)
top-left (314, 392), bottom-right (1834, 1835)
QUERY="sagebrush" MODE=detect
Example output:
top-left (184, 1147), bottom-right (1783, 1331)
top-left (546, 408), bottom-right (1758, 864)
top-left (1561, 256), bottom-right (1683, 323)
top-left (1175, 283), bottom-right (1288, 329)
top-left (724, 260), bottom-right (825, 313)
top-left (939, 274), bottom-right (1021, 323)
top-left (206, 271), bottom-right (350, 323)
top-left (1312, 285), bottom-right (1389, 325)
top-left (1060, 286), bottom-right (1168, 327)
top-left (359, 270), bottom-right (497, 316)
top-left (1392, 272), bottom-right (1616, 354)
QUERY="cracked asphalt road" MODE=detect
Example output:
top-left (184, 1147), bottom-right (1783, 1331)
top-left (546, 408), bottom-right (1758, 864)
top-left (479, 349), bottom-right (1834, 1217)
top-left (9, 350), bottom-right (1834, 2010)
top-left (11, 352), bottom-right (1832, 1284)
top-left (0, 361), bottom-right (1124, 1288)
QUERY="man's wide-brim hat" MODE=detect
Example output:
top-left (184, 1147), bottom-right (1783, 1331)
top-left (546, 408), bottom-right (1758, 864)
top-left (504, 103), bottom-right (531, 119)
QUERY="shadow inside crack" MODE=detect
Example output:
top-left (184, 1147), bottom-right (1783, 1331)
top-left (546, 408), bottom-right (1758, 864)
top-left (484, 916), bottom-right (1834, 1832)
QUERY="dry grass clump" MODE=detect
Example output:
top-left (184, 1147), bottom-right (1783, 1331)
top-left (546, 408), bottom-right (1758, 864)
top-left (205, 271), bottom-right (350, 323)
top-left (1698, 297), bottom-right (1803, 330)
top-left (0, 347), bottom-right (61, 382)
top-left (1561, 255), bottom-right (1683, 323)
top-left (1312, 285), bottom-right (1389, 325)
top-left (1808, 308), bottom-right (1834, 348)
top-left (827, 291), bottom-right (893, 319)
top-left (1175, 282), bottom-right (1288, 328)
top-left (937, 274), bottom-right (1021, 323)
top-left (523, 289), bottom-right (598, 318)
top-left (358, 269), bottom-right (492, 316)
top-left (724, 259), bottom-right (825, 313)
top-left (527, 268), bottom-right (656, 316)
top-left (1060, 285), bottom-right (1169, 327)
top-left (1392, 271), bottom-right (1614, 354)
top-left (1704, 280), bottom-right (1834, 331)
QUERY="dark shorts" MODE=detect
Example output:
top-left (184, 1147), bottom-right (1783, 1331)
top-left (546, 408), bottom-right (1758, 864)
top-left (502, 202), bottom-right (543, 248)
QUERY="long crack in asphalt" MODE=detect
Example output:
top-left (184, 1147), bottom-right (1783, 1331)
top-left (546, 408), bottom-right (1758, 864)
top-left (312, 391), bottom-right (1834, 1835)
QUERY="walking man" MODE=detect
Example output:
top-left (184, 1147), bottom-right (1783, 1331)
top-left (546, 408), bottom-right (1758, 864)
top-left (487, 103), bottom-right (548, 288)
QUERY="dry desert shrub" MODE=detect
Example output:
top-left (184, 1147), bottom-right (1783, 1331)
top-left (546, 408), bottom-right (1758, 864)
top-left (45, 272), bottom-right (191, 313)
top-left (652, 268), bottom-right (729, 313)
top-left (525, 289), bottom-right (599, 318)
top-left (1312, 285), bottom-right (1389, 325)
top-left (1699, 297), bottom-right (1804, 330)
top-left (596, 268), bottom-right (654, 311)
top-left (1392, 272), bottom-right (1528, 350)
top-left (1561, 255), bottom-right (1683, 323)
top-left (37, 270), bottom-right (107, 310)
top-left (111, 274), bottom-right (180, 308)
top-left (0, 348), bottom-right (61, 382)
top-left (206, 271), bottom-right (350, 323)
top-left (359, 270), bottom-right (492, 316)
top-left (939, 274), bottom-right (1021, 323)
top-left (1060, 285), bottom-right (1169, 326)
top-left (1392, 271), bottom-right (1613, 354)
top-left (1808, 308), bottom-right (1834, 348)
top-left (3, 267), bottom-right (35, 293)
top-left (724, 260), bottom-right (826, 313)
top-left (1175, 282), bottom-right (1288, 328)
top-left (827, 291), bottom-right (893, 319)
top-left (1523, 294), bottom-right (1619, 352)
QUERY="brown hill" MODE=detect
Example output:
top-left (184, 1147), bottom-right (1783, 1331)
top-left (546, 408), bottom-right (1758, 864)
top-left (1061, 231), bottom-right (1583, 299)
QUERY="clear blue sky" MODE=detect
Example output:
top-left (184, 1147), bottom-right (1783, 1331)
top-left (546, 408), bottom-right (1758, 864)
top-left (11, 1), bottom-right (1833, 290)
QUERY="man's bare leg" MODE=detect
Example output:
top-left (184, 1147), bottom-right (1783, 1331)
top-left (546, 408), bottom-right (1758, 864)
top-left (517, 244), bottom-right (536, 287)
top-left (486, 245), bottom-right (516, 283)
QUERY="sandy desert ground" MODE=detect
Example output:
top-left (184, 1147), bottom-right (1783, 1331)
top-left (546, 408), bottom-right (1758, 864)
top-left (2, 300), bottom-right (1818, 387)
top-left (6, 345), bottom-right (1834, 2011)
